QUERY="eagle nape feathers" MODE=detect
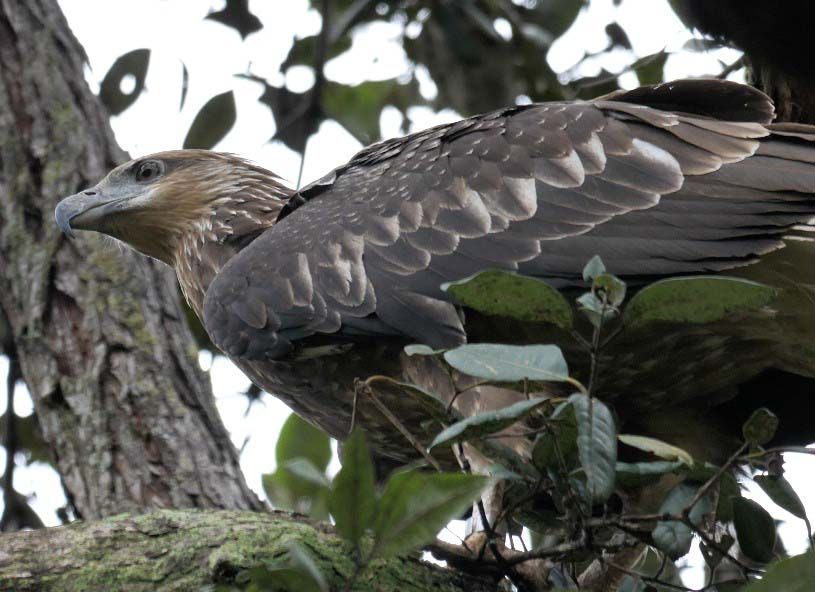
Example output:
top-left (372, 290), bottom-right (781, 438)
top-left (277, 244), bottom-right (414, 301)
top-left (55, 79), bottom-right (815, 465)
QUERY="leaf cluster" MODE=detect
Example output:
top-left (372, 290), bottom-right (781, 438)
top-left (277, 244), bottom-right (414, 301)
top-left (257, 415), bottom-right (486, 591)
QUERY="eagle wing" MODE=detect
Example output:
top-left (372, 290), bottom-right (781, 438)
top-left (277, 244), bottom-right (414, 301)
top-left (203, 80), bottom-right (815, 359)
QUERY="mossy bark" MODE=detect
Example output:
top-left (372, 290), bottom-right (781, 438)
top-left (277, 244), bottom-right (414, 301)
top-left (0, 509), bottom-right (495, 592)
top-left (0, 0), bottom-right (260, 517)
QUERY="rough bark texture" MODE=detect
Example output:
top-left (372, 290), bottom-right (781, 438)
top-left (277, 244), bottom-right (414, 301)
top-left (673, 0), bottom-right (815, 124)
top-left (0, 509), bottom-right (495, 592)
top-left (751, 64), bottom-right (815, 124)
top-left (0, 0), bottom-right (260, 518)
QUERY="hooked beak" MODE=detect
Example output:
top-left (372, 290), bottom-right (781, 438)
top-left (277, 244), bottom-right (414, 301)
top-left (55, 188), bottom-right (126, 238)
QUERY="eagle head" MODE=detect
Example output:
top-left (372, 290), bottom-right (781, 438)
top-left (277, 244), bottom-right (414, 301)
top-left (54, 150), bottom-right (291, 265)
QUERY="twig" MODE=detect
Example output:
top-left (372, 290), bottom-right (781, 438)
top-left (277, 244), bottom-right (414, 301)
top-left (565, 376), bottom-right (589, 395)
top-left (570, 329), bottom-right (592, 350)
top-left (0, 354), bottom-right (19, 531)
top-left (600, 557), bottom-right (722, 592)
top-left (457, 445), bottom-right (508, 573)
top-left (349, 380), bottom-right (359, 435)
top-left (446, 379), bottom-right (493, 413)
top-left (683, 442), bottom-right (748, 518)
top-left (717, 56), bottom-right (745, 79)
top-left (328, 0), bottom-right (377, 44)
top-left (504, 535), bottom-right (587, 566)
top-left (688, 521), bottom-right (760, 576)
top-left (425, 539), bottom-right (506, 578)
top-left (360, 379), bottom-right (441, 471)
top-left (741, 446), bottom-right (815, 460)
top-left (586, 295), bottom-right (608, 397)
top-left (482, 426), bottom-right (552, 440)
top-left (295, 142), bottom-right (309, 190)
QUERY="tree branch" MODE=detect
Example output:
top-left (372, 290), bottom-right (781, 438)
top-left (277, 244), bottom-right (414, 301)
top-left (0, 509), bottom-right (494, 592)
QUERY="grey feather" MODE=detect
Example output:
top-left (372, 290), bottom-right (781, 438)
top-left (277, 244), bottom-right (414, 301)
top-left (203, 79), bottom-right (815, 360)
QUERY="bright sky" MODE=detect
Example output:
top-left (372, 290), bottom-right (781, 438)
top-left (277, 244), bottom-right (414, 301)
top-left (0, 1), bottom-right (811, 586)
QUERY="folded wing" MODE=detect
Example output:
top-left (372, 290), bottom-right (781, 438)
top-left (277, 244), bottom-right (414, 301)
top-left (204, 80), bottom-right (815, 359)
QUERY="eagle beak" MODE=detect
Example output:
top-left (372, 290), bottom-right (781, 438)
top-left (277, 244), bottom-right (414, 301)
top-left (55, 188), bottom-right (123, 238)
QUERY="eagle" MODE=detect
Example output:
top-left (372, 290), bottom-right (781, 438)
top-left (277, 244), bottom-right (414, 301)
top-left (55, 79), bottom-right (815, 467)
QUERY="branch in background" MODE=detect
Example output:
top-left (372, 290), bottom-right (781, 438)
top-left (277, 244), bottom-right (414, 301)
top-left (296, 0), bottom-right (381, 187)
top-left (328, 0), bottom-right (377, 45)
top-left (717, 56), bottom-right (745, 79)
top-left (0, 353), bottom-right (44, 532)
top-left (296, 0), bottom-right (332, 188)
top-left (1, 353), bottom-right (17, 528)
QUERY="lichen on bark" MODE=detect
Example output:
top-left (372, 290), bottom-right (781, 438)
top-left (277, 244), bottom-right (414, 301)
top-left (0, 509), bottom-right (495, 592)
top-left (0, 0), bottom-right (260, 519)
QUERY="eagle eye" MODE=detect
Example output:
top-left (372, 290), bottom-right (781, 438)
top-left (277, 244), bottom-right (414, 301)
top-left (135, 160), bottom-right (163, 183)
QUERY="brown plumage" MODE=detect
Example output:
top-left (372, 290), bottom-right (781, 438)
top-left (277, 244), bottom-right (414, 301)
top-left (55, 80), bottom-right (815, 465)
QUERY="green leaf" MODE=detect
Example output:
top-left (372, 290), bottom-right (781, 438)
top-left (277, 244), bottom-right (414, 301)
top-left (99, 48), bottom-right (150, 116)
top-left (281, 33), bottom-right (352, 70)
top-left (183, 90), bottom-right (237, 150)
top-left (532, 401), bottom-right (578, 470)
top-left (205, 0), bottom-right (262, 39)
top-left (594, 273), bottom-right (627, 307)
top-left (733, 497), bottom-right (777, 563)
top-left (483, 463), bottom-right (524, 482)
top-left (629, 546), bottom-right (685, 589)
top-left (276, 414), bottom-right (331, 471)
top-left (615, 460), bottom-right (684, 489)
top-left (518, 23), bottom-right (554, 49)
top-left (263, 415), bottom-right (332, 519)
top-left (652, 483), bottom-right (711, 559)
top-left (443, 343), bottom-right (570, 382)
top-left (284, 542), bottom-right (327, 592)
top-left (754, 475), bottom-right (807, 520)
top-left (700, 534), bottom-right (735, 571)
top-left (682, 38), bottom-right (723, 52)
top-left (0, 413), bottom-right (49, 464)
top-left (741, 552), bottom-right (815, 592)
top-left (430, 397), bottom-right (551, 449)
top-left (179, 63), bottom-right (189, 111)
top-left (624, 276), bottom-right (777, 327)
top-left (404, 344), bottom-right (444, 356)
top-left (280, 459), bottom-right (330, 488)
top-left (324, 78), bottom-right (424, 144)
top-left (582, 255), bottom-right (606, 281)
top-left (365, 377), bottom-right (451, 425)
top-left (252, 81), bottom-right (316, 153)
top-left (742, 407), bottom-right (779, 446)
top-left (534, 0), bottom-right (584, 38)
top-left (372, 471), bottom-right (487, 558)
top-left (577, 292), bottom-right (617, 328)
top-left (473, 438), bottom-right (541, 481)
top-left (616, 575), bottom-right (645, 592)
top-left (618, 434), bottom-right (694, 466)
top-left (570, 393), bottom-right (617, 503)
top-left (330, 429), bottom-right (377, 550)
top-left (262, 463), bottom-right (330, 519)
top-left (247, 541), bottom-right (328, 592)
top-left (682, 462), bottom-right (741, 522)
top-left (441, 269), bottom-right (573, 329)
top-left (633, 50), bottom-right (668, 86)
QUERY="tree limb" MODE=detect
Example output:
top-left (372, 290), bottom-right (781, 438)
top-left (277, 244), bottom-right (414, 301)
top-left (0, 509), bottom-right (495, 592)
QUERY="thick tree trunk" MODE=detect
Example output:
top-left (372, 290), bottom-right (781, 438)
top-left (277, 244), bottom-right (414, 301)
top-left (750, 63), bottom-right (815, 124)
top-left (0, 0), bottom-right (260, 518)
top-left (673, 0), bottom-right (815, 124)
top-left (0, 509), bottom-right (495, 592)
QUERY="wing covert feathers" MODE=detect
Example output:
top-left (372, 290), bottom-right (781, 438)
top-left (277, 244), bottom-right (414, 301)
top-left (204, 80), bottom-right (815, 359)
